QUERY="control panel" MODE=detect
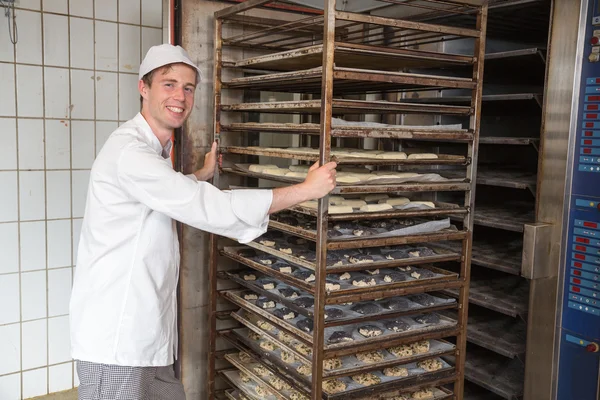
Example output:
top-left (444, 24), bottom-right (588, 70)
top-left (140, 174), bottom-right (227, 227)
top-left (557, 1), bottom-right (600, 399)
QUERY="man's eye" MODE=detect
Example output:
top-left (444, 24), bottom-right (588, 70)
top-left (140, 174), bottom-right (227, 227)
top-left (165, 83), bottom-right (173, 87)
top-left (185, 87), bottom-right (193, 93)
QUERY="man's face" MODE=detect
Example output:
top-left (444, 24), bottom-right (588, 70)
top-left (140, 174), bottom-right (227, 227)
top-left (139, 63), bottom-right (196, 131)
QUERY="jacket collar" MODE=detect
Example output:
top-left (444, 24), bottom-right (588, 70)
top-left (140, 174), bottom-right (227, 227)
top-left (133, 113), bottom-right (173, 159)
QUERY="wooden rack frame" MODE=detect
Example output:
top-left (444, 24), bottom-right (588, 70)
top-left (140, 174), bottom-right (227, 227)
top-left (208, 1), bottom-right (488, 399)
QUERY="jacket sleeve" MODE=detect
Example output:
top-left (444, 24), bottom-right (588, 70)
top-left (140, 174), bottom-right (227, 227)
top-left (116, 142), bottom-right (272, 243)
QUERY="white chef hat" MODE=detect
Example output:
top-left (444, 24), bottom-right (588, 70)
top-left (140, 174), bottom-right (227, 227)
top-left (138, 44), bottom-right (202, 82)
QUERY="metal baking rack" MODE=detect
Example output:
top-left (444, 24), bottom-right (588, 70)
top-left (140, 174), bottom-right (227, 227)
top-left (208, 1), bottom-right (488, 399)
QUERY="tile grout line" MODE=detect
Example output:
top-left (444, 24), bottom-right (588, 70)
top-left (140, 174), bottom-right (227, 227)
top-left (67, 1), bottom-right (75, 388)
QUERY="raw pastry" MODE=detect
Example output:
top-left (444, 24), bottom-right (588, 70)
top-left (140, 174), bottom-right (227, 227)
top-left (296, 318), bottom-right (314, 333)
top-left (356, 350), bottom-right (384, 364)
top-left (260, 340), bottom-right (278, 351)
top-left (242, 272), bottom-right (257, 281)
top-left (297, 363), bottom-right (312, 376)
top-left (340, 199), bottom-right (367, 208)
top-left (328, 195), bottom-right (346, 204)
top-left (352, 373), bottom-right (381, 386)
top-left (364, 194), bottom-right (389, 203)
top-left (351, 303), bottom-right (380, 315)
top-left (408, 247), bottom-right (436, 257)
top-left (418, 358), bottom-right (443, 371)
top-left (352, 228), bottom-right (378, 237)
top-left (280, 351), bottom-right (296, 364)
top-left (352, 276), bottom-right (376, 287)
top-left (243, 292), bottom-right (258, 300)
top-left (249, 164), bottom-right (279, 173)
top-left (408, 201), bottom-right (435, 208)
top-left (384, 272), bottom-right (407, 283)
top-left (294, 270), bottom-right (316, 283)
top-left (324, 308), bottom-right (344, 320)
top-left (278, 246), bottom-right (293, 254)
top-left (290, 391), bottom-right (309, 400)
top-left (257, 320), bottom-right (276, 331)
top-left (293, 297), bottom-right (314, 309)
top-left (359, 203), bottom-right (393, 212)
top-left (328, 331), bottom-right (354, 344)
top-left (338, 272), bottom-right (351, 280)
top-left (386, 250), bottom-right (410, 260)
top-left (271, 264), bottom-right (293, 274)
top-left (278, 331), bottom-right (294, 344)
top-left (383, 366), bottom-right (409, 377)
top-left (255, 386), bottom-right (272, 397)
top-left (380, 197), bottom-right (410, 206)
top-left (411, 388), bottom-right (434, 399)
top-left (256, 297), bottom-right (276, 309)
top-left (388, 344), bottom-right (414, 357)
top-left (259, 239), bottom-right (276, 247)
top-left (323, 357), bottom-right (343, 370)
top-left (259, 280), bottom-right (277, 290)
top-left (329, 205), bottom-right (354, 214)
top-left (289, 165), bottom-right (310, 172)
top-left (410, 269), bottom-right (435, 279)
top-left (411, 340), bottom-right (430, 354)
top-left (376, 151), bottom-right (407, 159)
top-left (270, 376), bottom-right (292, 391)
top-left (322, 379), bottom-right (347, 394)
top-left (238, 351), bottom-right (253, 363)
top-left (286, 171), bottom-right (308, 178)
top-left (253, 365), bottom-right (271, 377)
top-left (407, 153), bottom-right (438, 159)
top-left (336, 175), bottom-right (362, 183)
top-left (240, 372), bottom-right (251, 383)
top-left (349, 254), bottom-right (375, 264)
top-left (248, 331), bottom-right (261, 341)
top-left (279, 288), bottom-right (300, 299)
top-left (263, 168), bottom-right (288, 176)
top-left (409, 294), bottom-right (436, 306)
top-left (384, 319), bottom-right (410, 332)
top-left (383, 298), bottom-right (410, 310)
top-left (273, 307), bottom-right (296, 320)
top-left (414, 314), bottom-right (440, 325)
top-left (365, 269), bottom-right (380, 275)
top-left (358, 325), bottom-right (383, 338)
top-left (295, 343), bottom-right (312, 356)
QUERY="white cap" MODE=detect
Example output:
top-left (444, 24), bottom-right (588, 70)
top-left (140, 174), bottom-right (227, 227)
top-left (138, 44), bottom-right (202, 81)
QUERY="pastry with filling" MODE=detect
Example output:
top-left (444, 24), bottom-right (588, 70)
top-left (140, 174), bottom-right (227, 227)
top-left (386, 250), bottom-right (410, 260)
top-left (418, 358), bottom-right (443, 372)
top-left (383, 366), bottom-right (409, 377)
top-left (242, 272), bottom-right (257, 281)
top-left (239, 372), bottom-right (251, 383)
top-left (414, 314), bottom-right (440, 325)
top-left (384, 272), bottom-right (407, 283)
top-left (238, 351), bottom-right (253, 363)
top-left (243, 292), bottom-right (258, 301)
top-left (411, 388), bottom-right (434, 399)
top-left (293, 270), bottom-right (316, 283)
top-left (271, 263), bottom-right (293, 274)
top-left (280, 351), bottom-right (296, 364)
top-left (349, 254), bottom-right (375, 264)
top-left (323, 357), bottom-right (343, 370)
top-left (279, 287), bottom-right (300, 299)
top-left (278, 331), bottom-right (294, 345)
top-left (322, 379), bottom-right (347, 394)
top-left (293, 297), bottom-right (314, 308)
top-left (290, 391), bottom-right (309, 400)
top-left (256, 296), bottom-right (276, 309)
top-left (248, 331), bottom-right (261, 341)
top-left (270, 377), bottom-right (292, 391)
top-left (382, 298), bottom-right (410, 310)
top-left (352, 276), bottom-right (377, 287)
top-left (255, 386), bottom-right (273, 397)
top-left (253, 365), bottom-right (271, 377)
top-left (388, 344), bottom-right (414, 357)
top-left (296, 318), bottom-right (314, 333)
top-left (257, 319), bottom-right (276, 331)
top-left (259, 280), bottom-right (277, 290)
top-left (410, 269), bottom-right (436, 279)
top-left (358, 325), bottom-right (383, 338)
top-left (328, 330), bottom-right (354, 344)
top-left (260, 340), bottom-right (278, 351)
top-left (409, 294), bottom-right (436, 306)
top-left (295, 343), bottom-right (312, 356)
top-left (326, 280), bottom-right (341, 291)
top-left (351, 303), bottom-right (380, 315)
top-left (352, 373), bottom-right (381, 386)
top-left (384, 319), bottom-right (410, 332)
top-left (297, 363), bottom-right (312, 376)
top-left (273, 307), bottom-right (296, 320)
top-left (324, 308), bottom-right (344, 320)
top-left (356, 350), bottom-right (384, 364)
top-left (411, 340), bottom-right (430, 354)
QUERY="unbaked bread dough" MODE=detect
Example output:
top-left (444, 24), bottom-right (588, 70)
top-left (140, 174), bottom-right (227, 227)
top-left (356, 350), bottom-right (384, 364)
top-left (376, 151), bottom-right (407, 159)
top-left (380, 197), bottom-right (410, 206)
top-left (260, 340), bottom-right (278, 351)
top-left (256, 320), bottom-right (276, 332)
top-left (240, 372), bottom-right (251, 383)
top-left (336, 175), bottom-right (362, 183)
top-left (411, 388), bottom-right (434, 399)
top-left (359, 203), bottom-right (393, 212)
top-left (238, 351), bottom-right (253, 363)
top-left (411, 340), bottom-right (430, 354)
top-left (418, 358), bottom-right (443, 371)
top-left (253, 365), bottom-right (271, 377)
top-left (408, 201), bottom-right (435, 208)
top-left (263, 168), bottom-right (289, 176)
top-left (329, 205), bottom-right (354, 214)
top-left (255, 385), bottom-right (272, 397)
top-left (249, 164), bottom-right (278, 173)
top-left (352, 373), bottom-right (381, 386)
top-left (323, 357), bottom-right (343, 370)
top-left (269, 376), bottom-right (292, 391)
top-left (322, 379), bottom-right (347, 393)
top-left (383, 366), bottom-right (409, 377)
top-left (281, 351), bottom-right (296, 364)
top-left (388, 344), bottom-right (414, 357)
top-left (339, 167), bottom-right (371, 174)
top-left (278, 331), bottom-right (294, 345)
top-left (295, 343), bottom-right (312, 356)
top-left (286, 171), bottom-right (307, 179)
top-left (407, 153), bottom-right (438, 160)
top-left (297, 363), bottom-right (312, 376)
top-left (289, 165), bottom-right (310, 172)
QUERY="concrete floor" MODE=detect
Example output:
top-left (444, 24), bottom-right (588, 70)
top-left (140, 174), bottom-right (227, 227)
top-left (31, 389), bottom-right (77, 400)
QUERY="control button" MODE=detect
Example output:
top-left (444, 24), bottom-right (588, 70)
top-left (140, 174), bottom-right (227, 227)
top-left (586, 342), bottom-right (599, 352)
top-left (593, 37), bottom-right (600, 45)
top-left (590, 53), bottom-right (600, 62)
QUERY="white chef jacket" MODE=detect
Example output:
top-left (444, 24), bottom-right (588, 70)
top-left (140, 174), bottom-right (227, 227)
top-left (70, 113), bottom-right (272, 366)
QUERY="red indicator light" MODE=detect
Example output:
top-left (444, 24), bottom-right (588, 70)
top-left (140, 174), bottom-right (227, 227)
top-left (584, 222), bottom-right (598, 228)
top-left (576, 237), bottom-right (590, 243)
top-left (587, 114), bottom-right (598, 119)
top-left (574, 262), bottom-right (583, 268)
top-left (586, 131), bottom-right (594, 136)
top-left (590, 96), bottom-right (600, 101)
top-left (576, 245), bottom-right (587, 251)
top-left (588, 104), bottom-right (600, 110)
top-left (572, 286), bottom-right (581, 293)
top-left (574, 278), bottom-right (582, 284)
top-left (585, 140), bottom-right (593, 145)
top-left (574, 270), bottom-right (582, 276)
top-left (586, 122), bottom-right (595, 127)
top-left (584, 148), bottom-right (592, 154)
top-left (575, 254), bottom-right (586, 260)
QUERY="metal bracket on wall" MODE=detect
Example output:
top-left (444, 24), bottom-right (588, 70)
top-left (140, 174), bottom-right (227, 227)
top-left (522, 222), bottom-right (555, 280)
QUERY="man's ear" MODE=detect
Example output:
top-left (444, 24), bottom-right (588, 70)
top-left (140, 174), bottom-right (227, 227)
top-left (138, 79), bottom-right (148, 99)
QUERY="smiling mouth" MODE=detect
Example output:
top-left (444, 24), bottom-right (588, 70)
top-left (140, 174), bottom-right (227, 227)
top-left (166, 106), bottom-right (184, 114)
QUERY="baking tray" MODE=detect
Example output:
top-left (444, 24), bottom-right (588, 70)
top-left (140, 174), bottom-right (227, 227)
top-left (223, 292), bottom-right (459, 357)
top-left (222, 329), bottom-right (456, 400)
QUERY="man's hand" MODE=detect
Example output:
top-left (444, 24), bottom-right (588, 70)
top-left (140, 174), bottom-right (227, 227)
top-left (194, 141), bottom-right (218, 181)
top-left (300, 161), bottom-right (337, 200)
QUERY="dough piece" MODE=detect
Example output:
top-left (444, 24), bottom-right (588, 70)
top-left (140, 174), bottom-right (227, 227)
top-left (280, 351), bottom-right (296, 364)
top-left (322, 379), bottom-right (347, 394)
top-left (351, 303), bottom-right (380, 315)
top-left (256, 297), bottom-right (276, 309)
top-left (323, 357), bottom-right (343, 370)
top-left (289, 165), bottom-right (310, 173)
top-left (279, 288), bottom-right (300, 299)
top-left (238, 351), bottom-right (253, 363)
top-left (293, 297), bottom-right (314, 308)
top-left (286, 171), bottom-right (308, 179)
top-left (240, 372), bottom-right (251, 383)
top-left (296, 318), bottom-right (314, 333)
top-left (336, 175), bottom-right (362, 183)
top-left (297, 363), bottom-right (312, 376)
top-left (407, 153), bottom-right (438, 160)
top-left (278, 331), bottom-right (294, 345)
top-left (352, 276), bottom-right (377, 287)
top-left (243, 292), bottom-right (258, 301)
top-left (352, 373), bottom-right (381, 386)
top-left (328, 331), bottom-right (354, 344)
top-left (383, 298), bottom-right (410, 310)
top-left (411, 340), bottom-right (430, 354)
top-left (389, 395), bottom-right (409, 400)
top-left (397, 265), bottom-right (413, 272)
top-left (294, 270), bottom-right (316, 283)
top-left (386, 250), bottom-right (410, 260)
top-left (278, 246), bottom-right (293, 254)
top-left (255, 386), bottom-right (272, 397)
top-left (411, 388), bottom-right (434, 399)
top-left (384, 319), bottom-right (411, 332)
top-left (349, 254), bottom-right (375, 264)
top-left (290, 391), bottom-right (309, 400)
top-left (295, 343), bottom-right (312, 356)
top-left (376, 151), bottom-right (407, 159)
top-left (365, 269), bottom-right (380, 275)
top-left (328, 195), bottom-right (346, 204)
top-left (259, 280), bottom-right (277, 290)
top-left (358, 325), bottom-right (383, 338)
top-left (299, 200), bottom-right (318, 209)
top-left (388, 344), bottom-right (414, 357)
top-left (248, 331), bottom-right (261, 342)
top-left (410, 269), bottom-right (436, 280)
top-left (329, 205), bottom-right (354, 214)
top-left (256, 320), bottom-right (276, 332)
top-left (384, 272), bottom-right (408, 283)
top-left (408, 247), bottom-right (436, 257)
top-left (359, 203), bottom-right (393, 212)
top-left (414, 314), bottom-right (440, 325)
top-left (242, 272), bottom-right (257, 281)
top-left (271, 264), bottom-right (293, 274)
top-left (273, 308), bottom-right (296, 320)
top-left (324, 308), bottom-right (344, 320)
top-left (340, 199), bottom-right (367, 208)
top-left (408, 201), bottom-right (436, 209)
top-left (259, 239), bottom-right (276, 247)
top-left (409, 294), bottom-right (436, 306)
top-left (380, 197), bottom-right (410, 206)
top-left (352, 228), bottom-right (378, 237)
top-left (260, 340), bottom-right (278, 351)
top-left (326, 280), bottom-right (341, 291)
top-left (383, 366), bottom-right (409, 377)
top-left (253, 365), bottom-right (272, 377)
top-left (418, 358), bottom-right (443, 372)
top-left (339, 272), bottom-right (351, 280)
top-left (249, 164), bottom-right (279, 173)
top-left (356, 350), bottom-right (384, 364)
top-left (270, 377), bottom-right (292, 391)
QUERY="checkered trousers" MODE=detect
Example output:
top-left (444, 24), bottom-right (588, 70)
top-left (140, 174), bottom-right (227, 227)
top-left (76, 361), bottom-right (186, 400)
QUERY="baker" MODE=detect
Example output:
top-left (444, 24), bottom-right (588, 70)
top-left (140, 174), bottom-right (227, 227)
top-left (69, 44), bottom-right (336, 400)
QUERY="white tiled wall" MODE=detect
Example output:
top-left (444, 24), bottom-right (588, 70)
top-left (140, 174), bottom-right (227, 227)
top-left (0, 1), bottom-right (164, 398)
